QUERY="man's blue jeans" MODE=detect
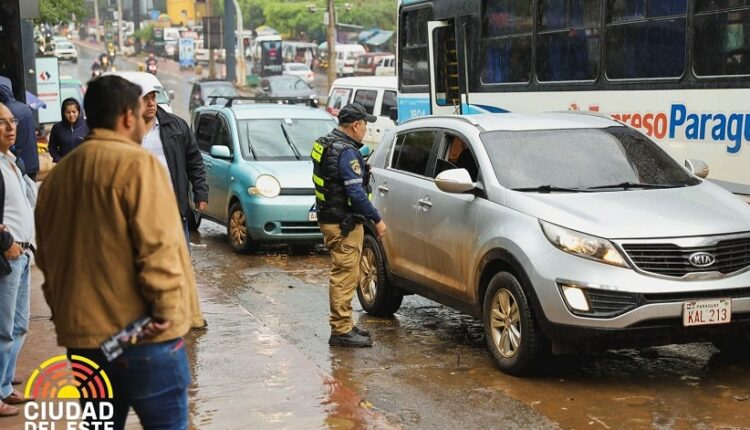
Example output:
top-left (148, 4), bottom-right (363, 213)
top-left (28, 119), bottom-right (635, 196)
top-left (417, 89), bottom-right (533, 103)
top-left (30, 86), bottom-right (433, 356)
top-left (0, 251), bottom-right (30, 399)
top-left (68, 337), bottom-right (191, 430)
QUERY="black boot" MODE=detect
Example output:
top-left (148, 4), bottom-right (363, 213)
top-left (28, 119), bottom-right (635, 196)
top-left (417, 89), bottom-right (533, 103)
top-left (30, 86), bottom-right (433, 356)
top-left (352, 325), bottom-right (370, 337)
top-left (329, 330), bottom-right (373, 347)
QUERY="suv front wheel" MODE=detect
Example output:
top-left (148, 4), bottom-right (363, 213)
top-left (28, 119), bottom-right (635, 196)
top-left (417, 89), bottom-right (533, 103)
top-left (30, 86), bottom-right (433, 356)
top-left (357, 234), bottom-right (403, 316)
top-left (483, 272), bottom-right (544, 376)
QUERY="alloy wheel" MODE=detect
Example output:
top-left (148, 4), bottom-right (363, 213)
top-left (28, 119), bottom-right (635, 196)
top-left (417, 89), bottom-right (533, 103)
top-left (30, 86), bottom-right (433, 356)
top-left (360, 246), bottom-right (378, 304)
top-left (490, 288), bottom-right (522, 358)
top-left (230, 210), bottom-right (248, 247)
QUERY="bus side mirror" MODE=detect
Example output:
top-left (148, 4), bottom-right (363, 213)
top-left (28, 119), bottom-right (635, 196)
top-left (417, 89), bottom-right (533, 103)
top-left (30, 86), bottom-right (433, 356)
top-left (389, 107), bottom-right (398, 123)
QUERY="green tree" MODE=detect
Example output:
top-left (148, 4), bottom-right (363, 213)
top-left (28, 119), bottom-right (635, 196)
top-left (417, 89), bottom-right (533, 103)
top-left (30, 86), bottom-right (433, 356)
top-left (40, 0), bottom-right (86, 24)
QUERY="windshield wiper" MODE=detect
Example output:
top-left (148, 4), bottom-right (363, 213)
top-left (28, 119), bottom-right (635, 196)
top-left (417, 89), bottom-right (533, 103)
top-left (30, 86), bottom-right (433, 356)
top-left (511, 185), bottom-right (590, 193)
top-left (279, 123), bottom-right (301, 160)
top-left (586, 182), bottom-right (685, 190)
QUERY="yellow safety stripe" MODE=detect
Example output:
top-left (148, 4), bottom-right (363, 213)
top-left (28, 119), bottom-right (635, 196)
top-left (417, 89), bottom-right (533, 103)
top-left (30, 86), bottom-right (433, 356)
top-left (315, 191), bottom-right (326, 201)
top-left (311, 142), bottom-right (324, 162)
top-left (313, 174), bottom-right (325, 187)
top-left (311, 151), bottom-right (321, 162)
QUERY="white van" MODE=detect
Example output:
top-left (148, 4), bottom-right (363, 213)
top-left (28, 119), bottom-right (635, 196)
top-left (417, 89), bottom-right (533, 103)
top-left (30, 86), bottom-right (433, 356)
top-left (333, 44), bottom-right (366, 77)
top-left (326, 76), bottom-right (397, 148)
top-left (375, 55), bottom-right (395, 76)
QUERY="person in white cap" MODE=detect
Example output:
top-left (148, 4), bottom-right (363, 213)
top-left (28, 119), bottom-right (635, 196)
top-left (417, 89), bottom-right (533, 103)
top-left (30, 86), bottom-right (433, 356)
top-left (125, 73), bottom-right (208, 330)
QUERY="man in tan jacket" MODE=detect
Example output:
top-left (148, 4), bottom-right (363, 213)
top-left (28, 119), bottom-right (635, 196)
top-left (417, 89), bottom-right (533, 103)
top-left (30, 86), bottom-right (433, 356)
top-left (35, 76), bottom-right (194, 429)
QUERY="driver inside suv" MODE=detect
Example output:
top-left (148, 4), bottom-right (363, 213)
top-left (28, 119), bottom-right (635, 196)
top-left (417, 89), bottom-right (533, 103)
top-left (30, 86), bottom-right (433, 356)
top-left (436, 135), bottom-right (479, 181)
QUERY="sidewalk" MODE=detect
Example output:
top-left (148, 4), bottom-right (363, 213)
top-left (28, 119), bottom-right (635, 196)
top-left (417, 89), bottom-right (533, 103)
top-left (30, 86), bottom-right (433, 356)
top-left (6, 267), bottom-right (392, 429)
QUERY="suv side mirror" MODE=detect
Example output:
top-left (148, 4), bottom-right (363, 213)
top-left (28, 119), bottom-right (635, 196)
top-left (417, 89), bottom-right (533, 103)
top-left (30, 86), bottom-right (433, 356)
top-left (389, 106), bottom-right (398, 123)
top-left (210, 145), bottom-right (232, 159)
top-left (685, 158), bottom-right (709, 178)
top-left (435, 168), bottom-right (475, 193)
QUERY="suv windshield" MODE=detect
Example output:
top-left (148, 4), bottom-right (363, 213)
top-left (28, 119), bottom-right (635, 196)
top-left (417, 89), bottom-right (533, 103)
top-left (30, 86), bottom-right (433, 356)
top-left (481, 127), bottom-right (699, 190)
top-left (237, 118), bottom-right (336, 160)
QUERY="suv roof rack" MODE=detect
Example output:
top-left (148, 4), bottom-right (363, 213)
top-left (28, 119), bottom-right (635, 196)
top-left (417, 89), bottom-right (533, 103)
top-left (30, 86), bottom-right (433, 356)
top-left (207, 96), bottom-right (319, 108)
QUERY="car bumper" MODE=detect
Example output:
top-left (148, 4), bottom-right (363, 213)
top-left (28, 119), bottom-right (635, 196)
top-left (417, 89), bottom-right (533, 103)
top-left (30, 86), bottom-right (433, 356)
top-left (524, 236), bottom-right (750, 343)
top-left (243, 195), bottom-right (321, 242)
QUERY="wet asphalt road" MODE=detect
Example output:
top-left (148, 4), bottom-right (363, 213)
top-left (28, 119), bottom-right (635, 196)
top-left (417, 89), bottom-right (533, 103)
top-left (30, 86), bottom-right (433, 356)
top-left (189, 221), bottom-right (750, 430)
top-left (63, 44), bottom-right (750, 429)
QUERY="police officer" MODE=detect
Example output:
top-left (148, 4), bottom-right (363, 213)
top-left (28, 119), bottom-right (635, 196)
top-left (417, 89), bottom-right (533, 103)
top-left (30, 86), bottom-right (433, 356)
top-left (312, 103), bottom-right (387, 347)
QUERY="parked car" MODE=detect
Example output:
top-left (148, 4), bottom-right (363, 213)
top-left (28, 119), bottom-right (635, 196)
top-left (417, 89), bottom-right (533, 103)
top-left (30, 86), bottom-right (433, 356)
top-left (103, 71), bottom-right (174, 113)
top-left (53, 41), bottom-right (78, 63)
top-left (282, 62), bottom-right (315, 85)
top-left (359, 112), bottom-right (750, 376)
top-left (256, 76), bottom-right (317, 102)
top-left (191, 99), bottom-right (337, 252)
top-left (354, 52), bottom-right (393, 76)
top-left (189, 80), bottom-right (239, 115)
top-left (325, 76), bottom-right (396, 148)
top-left (375, 55), bottom-right (395, 76)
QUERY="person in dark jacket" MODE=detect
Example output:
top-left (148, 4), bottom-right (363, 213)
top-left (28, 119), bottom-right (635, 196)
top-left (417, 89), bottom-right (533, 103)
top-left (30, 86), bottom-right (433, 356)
top-left (48, 98), bottom-right (89, 162)
top-left (123, 74), bottom-right (208, 330)
top-left (0, 78), bottom-right (39, 181)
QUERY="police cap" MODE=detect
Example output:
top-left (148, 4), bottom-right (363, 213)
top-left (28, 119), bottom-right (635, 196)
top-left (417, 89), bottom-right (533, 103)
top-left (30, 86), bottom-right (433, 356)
top-left (338, 102), bottom-right (376, 125)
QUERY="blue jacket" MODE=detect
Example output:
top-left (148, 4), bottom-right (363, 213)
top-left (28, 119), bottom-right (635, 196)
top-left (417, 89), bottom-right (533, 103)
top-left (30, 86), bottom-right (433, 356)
top-left (0, 83), bottom-right (39, 175)
top-left (48, 98), bottom-right (89, 162)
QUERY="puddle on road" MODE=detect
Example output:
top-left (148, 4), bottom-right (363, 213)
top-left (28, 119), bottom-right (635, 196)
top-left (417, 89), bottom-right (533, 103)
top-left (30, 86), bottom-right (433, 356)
top-left (189, 223), bottom-right (750, 429)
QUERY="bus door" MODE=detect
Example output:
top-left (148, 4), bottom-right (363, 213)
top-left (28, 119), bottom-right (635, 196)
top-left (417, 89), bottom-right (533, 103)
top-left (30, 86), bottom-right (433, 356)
top-left (427, 20), bottom-right (463, 115)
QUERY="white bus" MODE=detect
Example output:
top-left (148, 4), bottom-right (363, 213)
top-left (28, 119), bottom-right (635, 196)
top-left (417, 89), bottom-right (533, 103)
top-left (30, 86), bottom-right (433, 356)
top-left (396, 0), bottom-right (750, 193)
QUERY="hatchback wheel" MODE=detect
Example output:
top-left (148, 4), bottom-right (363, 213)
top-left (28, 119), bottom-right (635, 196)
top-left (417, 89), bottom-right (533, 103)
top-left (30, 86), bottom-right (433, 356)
top-left (483, 272), bottom-right (544, 376)
top-left (357, 234), bottom-right (402, 316)
top-left (228, 202), bottom-right (254, 253)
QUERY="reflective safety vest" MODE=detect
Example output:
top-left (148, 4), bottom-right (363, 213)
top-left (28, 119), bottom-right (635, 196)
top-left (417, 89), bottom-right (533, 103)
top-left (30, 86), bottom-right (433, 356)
top-left (311, 138), bottom-right (353, 223)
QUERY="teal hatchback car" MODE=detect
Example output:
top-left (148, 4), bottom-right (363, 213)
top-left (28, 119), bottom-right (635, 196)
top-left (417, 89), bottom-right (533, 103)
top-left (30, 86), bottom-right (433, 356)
top-left (192, 98), bottom-right (337, 252)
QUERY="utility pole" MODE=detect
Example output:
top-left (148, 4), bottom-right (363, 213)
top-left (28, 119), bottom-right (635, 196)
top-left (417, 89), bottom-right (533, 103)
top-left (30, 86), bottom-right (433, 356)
top-left (224, 0), bottom-right (236, 82)
top-left (117, 0), bottom-right (124, 52)
top-left (94, 0), bottom-right (100, 42)
top-left (326, 0), bottom-right (336, 89)
top-left (233, 0), bottom-right (246, 86)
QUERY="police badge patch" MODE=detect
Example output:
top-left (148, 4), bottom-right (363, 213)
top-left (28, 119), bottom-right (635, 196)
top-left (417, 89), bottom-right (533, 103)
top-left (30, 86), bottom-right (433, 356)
top-left (350, 159), bottom-right (362, 176)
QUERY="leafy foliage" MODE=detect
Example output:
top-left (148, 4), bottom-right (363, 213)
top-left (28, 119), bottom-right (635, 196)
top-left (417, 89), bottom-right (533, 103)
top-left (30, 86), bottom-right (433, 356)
top-left (207, 0), bottom-right (396, 40)
top-left (39, 0), bottom-right (87, 24)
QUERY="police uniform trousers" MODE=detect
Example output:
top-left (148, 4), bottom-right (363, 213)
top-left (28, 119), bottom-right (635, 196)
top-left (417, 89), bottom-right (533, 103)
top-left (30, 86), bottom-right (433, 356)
top-left (320, 222), bottom-right (364, 335)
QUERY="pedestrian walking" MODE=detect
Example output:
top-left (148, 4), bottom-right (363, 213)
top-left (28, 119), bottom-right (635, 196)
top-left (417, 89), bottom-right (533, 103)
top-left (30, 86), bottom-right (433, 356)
top-left (0, 77), bottom-right (40, 181)
top-left (121, 74), bottom-right (208, 329)
top-left (35, 76), bottom-right (194, 430)
top-left (312, 102), bottom-right (387, 348)
top-left (48, 98), bottom-right (89, 162)
top-left (0, 102), bottom-right (36, 417)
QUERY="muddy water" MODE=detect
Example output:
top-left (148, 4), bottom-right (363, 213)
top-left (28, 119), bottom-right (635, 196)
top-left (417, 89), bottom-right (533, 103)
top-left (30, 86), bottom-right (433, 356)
top-left (190, 222), bottom-right (750, 429)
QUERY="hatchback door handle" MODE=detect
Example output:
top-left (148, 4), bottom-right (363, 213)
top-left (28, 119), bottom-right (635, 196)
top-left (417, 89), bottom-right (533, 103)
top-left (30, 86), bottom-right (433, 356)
top-left (418, 198), bottom-right (432, 208)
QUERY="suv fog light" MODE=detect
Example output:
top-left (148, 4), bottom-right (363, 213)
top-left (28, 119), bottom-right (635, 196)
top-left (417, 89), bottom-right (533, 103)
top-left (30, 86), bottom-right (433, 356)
top-left (561, 285), bottom-right (590, 312)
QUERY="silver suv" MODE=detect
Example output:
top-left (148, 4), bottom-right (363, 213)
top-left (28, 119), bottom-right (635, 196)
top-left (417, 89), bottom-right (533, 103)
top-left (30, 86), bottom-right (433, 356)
top-left (358, 113), bottom-right (750, 375)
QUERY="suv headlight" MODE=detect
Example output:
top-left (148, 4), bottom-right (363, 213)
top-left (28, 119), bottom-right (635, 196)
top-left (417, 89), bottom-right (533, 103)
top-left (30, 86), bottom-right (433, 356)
top-left (249, 174), bottom-right (281, 198)
top-left (540, 221), bottom-right (628, 268)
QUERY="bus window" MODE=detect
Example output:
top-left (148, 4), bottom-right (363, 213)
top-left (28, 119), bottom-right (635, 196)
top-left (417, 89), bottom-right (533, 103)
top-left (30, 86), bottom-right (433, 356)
top-left (537, 0), bottom-right (601, 81)
top-left (480, 0), bottom-right (532, 84)
top-left (694, 4), bottom-right (750, 76)
top-left (400, 7), bottom-right (433, 88)
top-left (605, 0), bottom-right (687, 79)
top-left (609, 0), bottom-right (686, 22)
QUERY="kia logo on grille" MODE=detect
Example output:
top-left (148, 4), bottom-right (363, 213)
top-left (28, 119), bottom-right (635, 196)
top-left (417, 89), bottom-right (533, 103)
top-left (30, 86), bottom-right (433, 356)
top-left (689, 252), bottom-right (716, 268)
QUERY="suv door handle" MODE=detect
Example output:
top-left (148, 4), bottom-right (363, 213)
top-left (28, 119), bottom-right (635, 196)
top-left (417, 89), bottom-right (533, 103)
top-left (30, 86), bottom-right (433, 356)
top-left (418, 198), bottom-right (432, 209)
top-left (378, 185), bottom-right (389, 194)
